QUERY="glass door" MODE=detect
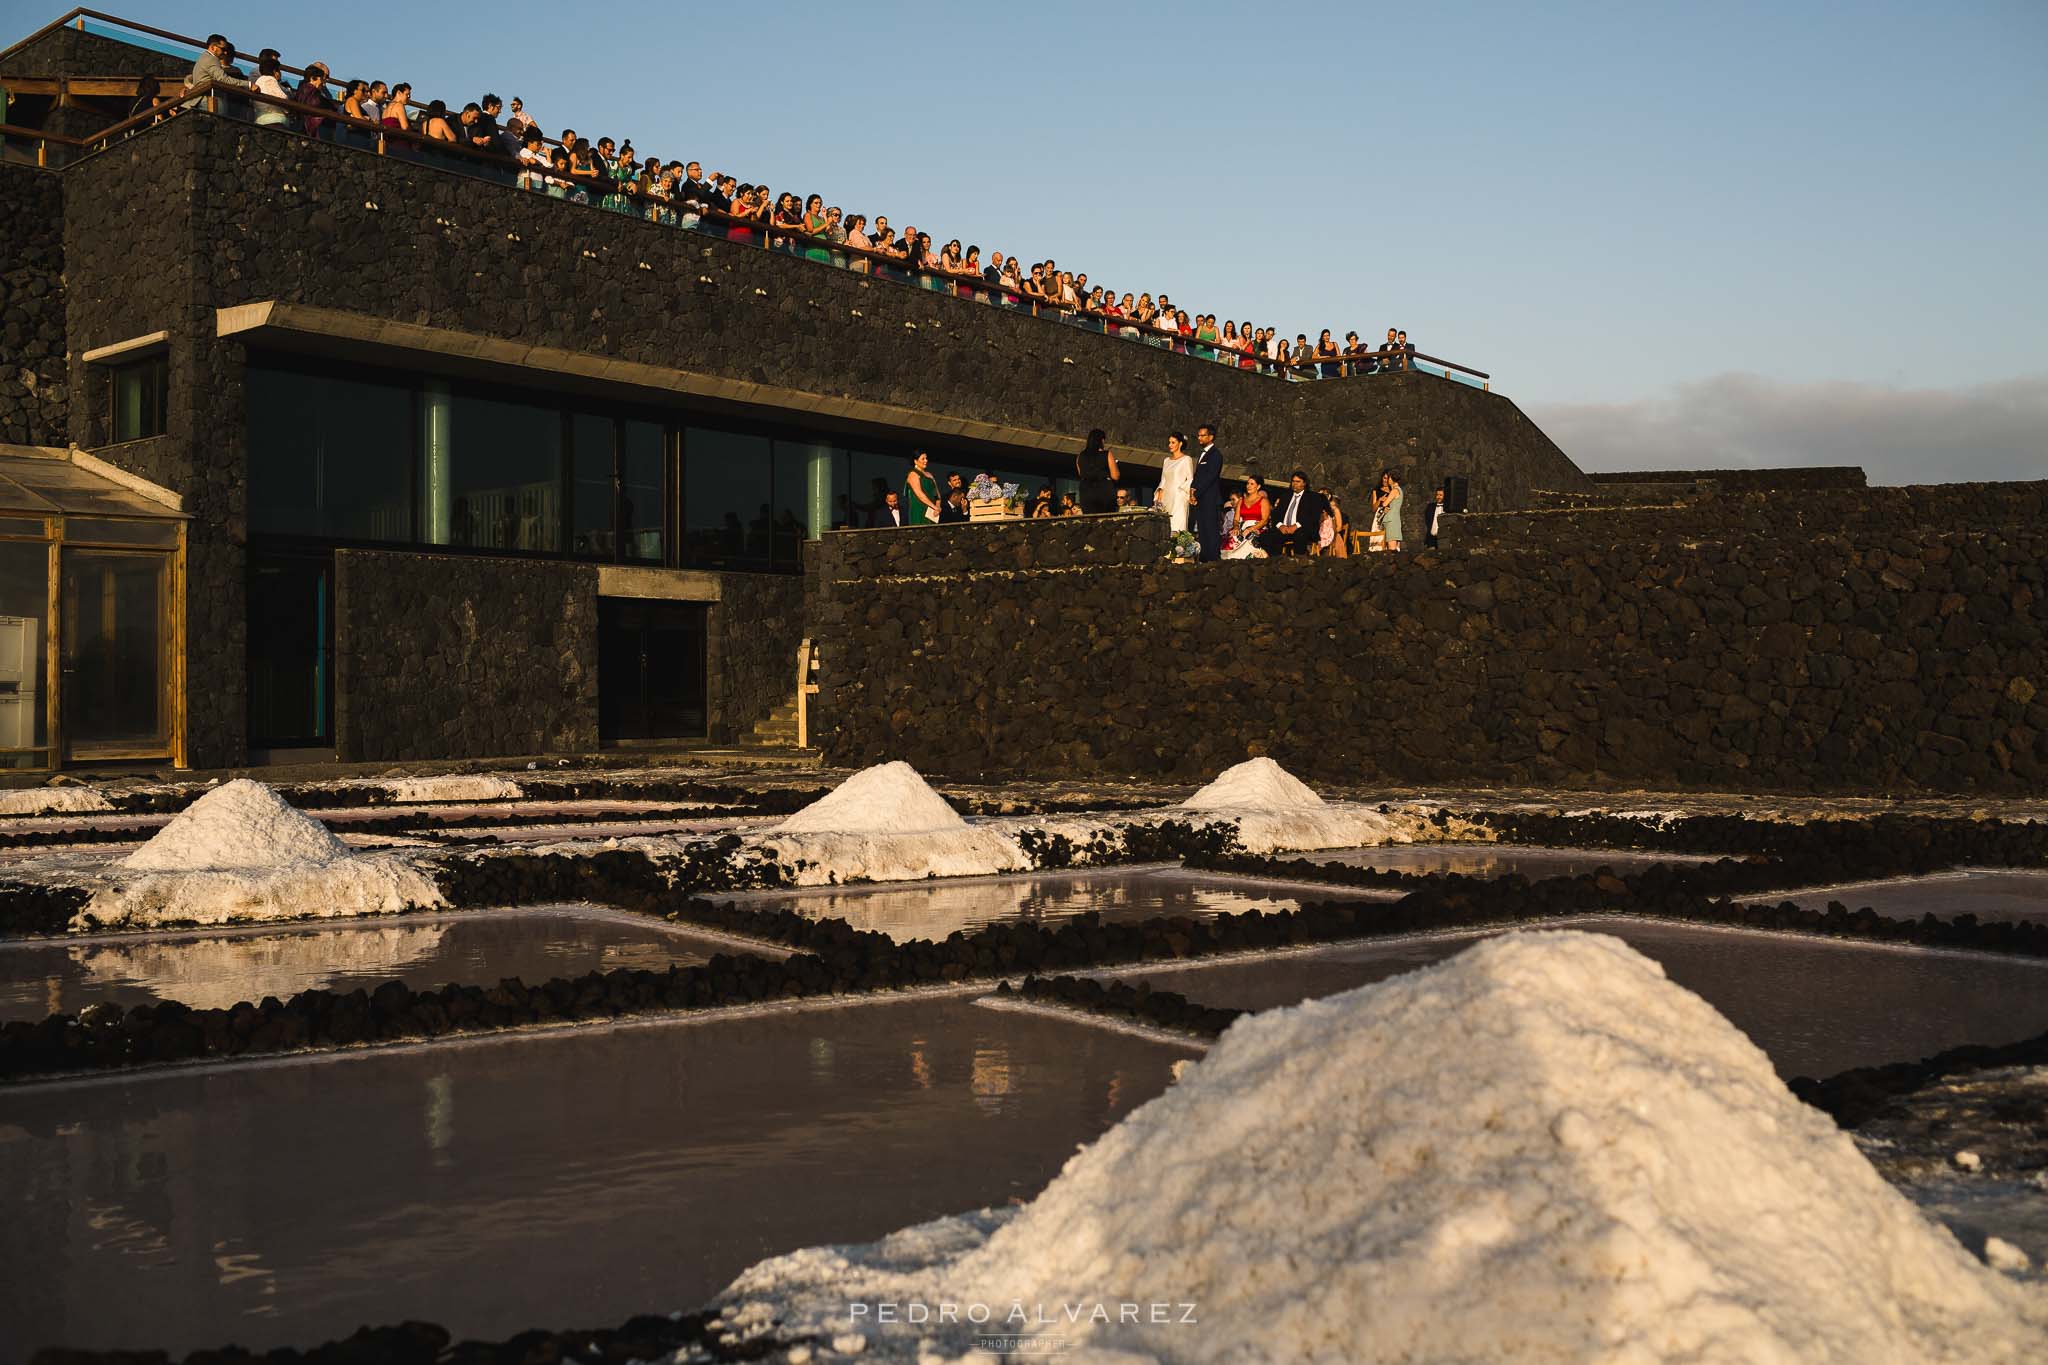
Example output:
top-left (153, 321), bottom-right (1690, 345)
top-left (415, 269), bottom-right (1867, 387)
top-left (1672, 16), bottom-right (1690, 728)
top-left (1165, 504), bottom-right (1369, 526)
top-left (246, 554), bottom-right (333, 748)
top-left (59, 548), bottom-right (171, 758)
top-left (598, 599), bottom-right (708, 743)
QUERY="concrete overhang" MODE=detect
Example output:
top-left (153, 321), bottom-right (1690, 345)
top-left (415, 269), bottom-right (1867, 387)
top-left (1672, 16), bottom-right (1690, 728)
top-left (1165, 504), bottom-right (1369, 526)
top-left (596, 566), bottom-right (723, 602)
top-left (216, 301), bottom-right (1091, 465)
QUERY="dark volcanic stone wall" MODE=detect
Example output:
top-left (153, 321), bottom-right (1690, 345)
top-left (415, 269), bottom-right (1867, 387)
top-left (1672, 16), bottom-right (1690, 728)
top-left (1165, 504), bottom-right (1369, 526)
top-left (334, 551), bottom-right (598, 761)
top-left (162, 113), bottom-right (1580, 510)
top-left (0, 164), bottom-right (67, 446)
top-left (709, 573), bottom-right (806, 743)
top-left (1587, 466), bottom-right (1868, 491)
top-left (812, 485), bottom-right (2048, 792)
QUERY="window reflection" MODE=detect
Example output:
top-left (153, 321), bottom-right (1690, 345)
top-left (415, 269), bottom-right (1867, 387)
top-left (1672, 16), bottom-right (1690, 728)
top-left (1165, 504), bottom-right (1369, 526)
top-left (684, 429), bottom-right (770, 565)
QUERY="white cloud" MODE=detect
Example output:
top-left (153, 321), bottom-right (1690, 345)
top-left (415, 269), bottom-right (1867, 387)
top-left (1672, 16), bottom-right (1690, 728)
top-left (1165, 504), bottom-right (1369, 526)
top-left (1528, 373), bottom-right (2048, 486)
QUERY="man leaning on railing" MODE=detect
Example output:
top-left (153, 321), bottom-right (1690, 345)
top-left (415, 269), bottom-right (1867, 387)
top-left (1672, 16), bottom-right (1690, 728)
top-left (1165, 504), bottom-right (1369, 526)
top-left (184, 34), bottom-right (250, 103)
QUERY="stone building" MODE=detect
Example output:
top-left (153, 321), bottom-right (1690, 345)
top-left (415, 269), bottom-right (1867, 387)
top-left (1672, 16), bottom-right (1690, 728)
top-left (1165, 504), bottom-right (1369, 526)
top-left (0, 12), bottom-right (1587, 772)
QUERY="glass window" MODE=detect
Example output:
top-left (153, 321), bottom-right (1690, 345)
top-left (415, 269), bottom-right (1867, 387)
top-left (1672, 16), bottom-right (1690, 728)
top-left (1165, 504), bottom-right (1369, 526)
top-left (447, 392), bottom-right (561, 553)
top-left (0, 517), bottom-right (46, 539)
top-left (683, 428), bottom-right (771, 565)
top-left (247, 362), bottom-right (413, 541)
top-left (109, 354), bottom-right (168, 443)
top-left (60, 548), bottom-right (168, 752)
top-left (621, 420), bottom-right (665, 563)
top-left (0, 540), bottom-right (49, 764)
top-left (570, 413), bottom-right (615, 559)
top-left (846, 450), bottom-right (903, 529)
top-left (247, 554), bottom-right (331, 747)
top-left (773, 439), bottom-right (837, 562)
top-left (62, 519), bottom-right (180, 547)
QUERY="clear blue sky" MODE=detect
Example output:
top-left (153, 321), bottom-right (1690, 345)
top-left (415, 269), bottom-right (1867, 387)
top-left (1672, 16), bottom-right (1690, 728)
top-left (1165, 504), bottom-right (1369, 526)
top-left (54, 1), bottom-right (2048, 477)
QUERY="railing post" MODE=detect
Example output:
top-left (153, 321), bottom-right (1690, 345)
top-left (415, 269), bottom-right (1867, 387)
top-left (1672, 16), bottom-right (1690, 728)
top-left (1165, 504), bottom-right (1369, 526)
top-left (376, 131), bottom-right (385, 156)
top-left (206, 90), bottom-right (217, 114)
top-left (36, 139), bottom-right (47, 168)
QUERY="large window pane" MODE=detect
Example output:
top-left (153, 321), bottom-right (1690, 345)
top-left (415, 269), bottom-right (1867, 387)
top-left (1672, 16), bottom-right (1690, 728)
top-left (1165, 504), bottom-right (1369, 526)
top-left (773, 440), bottom-right (837, 562)
top-left (847, 451), bottom-right (903, 528)
top-left (0, 540), bottom-right (49, 765)
top-left (570, 414), bottom-right (615, 559)
top-left (684, 428), bottom-right (770, 565)
top-left (448, 392), bottom-right (561, 552)
top-left (247, 362), bottom-right (413, 541)
top-left (622, 420), bottom-right (665, 563)
top-left (110, 355), bottom-right (168, 443)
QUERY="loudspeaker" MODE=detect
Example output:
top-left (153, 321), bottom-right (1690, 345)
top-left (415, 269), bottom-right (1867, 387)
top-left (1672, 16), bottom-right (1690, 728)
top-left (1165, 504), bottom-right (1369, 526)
top-left (1443, 475), bottom-right (1469, 514)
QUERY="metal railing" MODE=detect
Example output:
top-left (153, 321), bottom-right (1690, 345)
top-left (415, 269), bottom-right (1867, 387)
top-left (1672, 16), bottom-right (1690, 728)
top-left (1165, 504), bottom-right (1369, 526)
top-left (4, 7), bottom-right (1494, 390)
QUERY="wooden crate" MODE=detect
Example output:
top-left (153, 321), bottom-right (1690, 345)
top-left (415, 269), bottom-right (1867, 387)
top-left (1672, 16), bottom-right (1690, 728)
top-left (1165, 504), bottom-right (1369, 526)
top-left (968, 501), bottom-right (1018, 522)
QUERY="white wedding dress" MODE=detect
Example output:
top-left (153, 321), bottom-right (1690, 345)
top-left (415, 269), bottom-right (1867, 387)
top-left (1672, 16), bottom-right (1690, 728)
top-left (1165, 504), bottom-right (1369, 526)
top-left (1156, 454), bottom-right (1194, 534)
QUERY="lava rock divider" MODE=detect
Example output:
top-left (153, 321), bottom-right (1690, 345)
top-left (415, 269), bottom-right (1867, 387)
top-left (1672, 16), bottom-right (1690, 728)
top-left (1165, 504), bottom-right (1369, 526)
top-left (1787, 1026), bottom-right (2048, 1129)
top-left (25, 1310), bottom-right (788, 1365)
top-left (1185, 850), bottom-right (2048, 958)
top-left (1464, 809), bottom-right (2048, 875)
top-left (998, 974), bottom-right (1244, 1039)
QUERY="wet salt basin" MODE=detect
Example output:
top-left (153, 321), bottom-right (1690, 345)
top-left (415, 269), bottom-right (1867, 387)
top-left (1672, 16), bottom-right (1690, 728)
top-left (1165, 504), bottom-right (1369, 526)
top-left (1781, 868), bottom-right (2048, 924)
top-left (718, 865), bottom-right (1385, 943)
top-left (0, 908), bottom-right (767, 1022)
top-left (0, 997), bottom-right (1189, 1358)
top-left (1304, 842), bottom-right (1719, 879)
top-left (1107, 918), bottom-right (2048, 1078)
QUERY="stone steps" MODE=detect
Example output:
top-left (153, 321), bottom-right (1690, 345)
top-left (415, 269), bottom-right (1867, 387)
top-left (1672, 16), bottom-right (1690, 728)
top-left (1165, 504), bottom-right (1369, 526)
top-left (739, 698), bottom-right (801, 748)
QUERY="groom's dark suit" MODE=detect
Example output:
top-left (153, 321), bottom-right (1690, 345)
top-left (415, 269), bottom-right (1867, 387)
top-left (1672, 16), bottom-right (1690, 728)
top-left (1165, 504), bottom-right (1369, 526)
top-left (1192, 441), bottom-right (1224, 562)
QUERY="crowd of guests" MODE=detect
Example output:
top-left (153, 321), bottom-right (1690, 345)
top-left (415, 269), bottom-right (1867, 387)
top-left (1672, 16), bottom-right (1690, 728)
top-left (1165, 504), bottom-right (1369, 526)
top-left (867, 427), bottom-right (1449, 563)
top-left (167, 34), bottom-right (1430, 380)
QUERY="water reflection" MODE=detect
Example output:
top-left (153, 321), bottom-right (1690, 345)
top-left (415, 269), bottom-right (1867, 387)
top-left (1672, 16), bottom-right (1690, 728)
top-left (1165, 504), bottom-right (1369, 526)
top-left (1783, 870), bottom-right (2048, 925)
top-left (0, 911), bottom-right (733, 1022)
top-left (0, 998), bottom-right (1190, 1358)
top-left (722, 868), bottom-right (1375, 944)
top-left (1115, 919), bottom-right (2048, 1078)
top-left (1309, 843), bottom-right (1716, 879)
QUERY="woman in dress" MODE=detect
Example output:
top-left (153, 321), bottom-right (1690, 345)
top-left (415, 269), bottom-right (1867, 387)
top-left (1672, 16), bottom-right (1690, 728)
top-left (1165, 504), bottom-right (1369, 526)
top-left (771, 192), bottom-right (803, 252)
top-left (845, 214), bottom-right (872, 273)
top-left (904, 451), bottom-right (942, 526)
top-left (1236, 476), bottom-right (1270, 539)
top-left (380, 82), bottom-right (412, 134)
top-left (421, 100), bottom-right (458, 144)
top-left (802, 195), bottom-right (833, 264)
top-left (1194, 314), bottom-right (1220, 361)
top-left (1030, 487), bottom-right (1055, 519)
top-left (1075, 428), bottom-right (1120, 515)
top-left (1321, 491), bottom-right (1349, 558)
top-left (1380, 471), bottom-right (1404, 551)
top-left (1155, 432), bottom-right (1195, 536)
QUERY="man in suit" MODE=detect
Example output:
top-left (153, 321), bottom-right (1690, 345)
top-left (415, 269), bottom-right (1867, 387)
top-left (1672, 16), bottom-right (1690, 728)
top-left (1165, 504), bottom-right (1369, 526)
top-left (869, 490), bottom-right (907, 528)
top-left (1424, 486), bottom-right (1447, 547)
top-left (1260, 470), bottom-right (1326, 557)
top-left (1192, 423), bottom-right (1224, 562)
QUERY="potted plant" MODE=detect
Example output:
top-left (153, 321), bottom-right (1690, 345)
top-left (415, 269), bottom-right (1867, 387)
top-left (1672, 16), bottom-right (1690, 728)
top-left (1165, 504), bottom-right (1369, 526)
top-left (967, 473), bottom-right (1022, 521)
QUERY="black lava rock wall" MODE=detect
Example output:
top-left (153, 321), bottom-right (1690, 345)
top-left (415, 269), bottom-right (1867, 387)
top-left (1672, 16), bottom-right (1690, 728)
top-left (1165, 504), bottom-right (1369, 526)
top-left (811, 485), bottom-right (2048, 791)
top-left (0, 164), bottom-right (67, 447)
top-left (709, 572), bottom-right (806, 743)
top-left (334, 550), bottom-right (599, 761)
top-left (167, 112), bottom-right (1579, 510)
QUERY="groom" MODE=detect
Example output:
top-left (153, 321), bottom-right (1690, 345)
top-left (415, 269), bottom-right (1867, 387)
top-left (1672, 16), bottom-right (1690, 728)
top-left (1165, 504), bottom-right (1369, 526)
top-left (1192, 422), bottom-right (1223, 562)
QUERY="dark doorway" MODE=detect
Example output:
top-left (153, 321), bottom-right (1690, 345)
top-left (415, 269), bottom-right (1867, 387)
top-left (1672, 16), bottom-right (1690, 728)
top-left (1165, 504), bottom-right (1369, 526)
top-left (247, 555), bottom-right (332, 748)
top-left (599, 599), bottom-right (708, 743)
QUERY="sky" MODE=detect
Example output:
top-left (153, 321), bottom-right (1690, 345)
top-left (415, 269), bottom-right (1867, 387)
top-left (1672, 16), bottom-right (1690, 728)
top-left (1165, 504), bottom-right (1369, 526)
top-left (59, 0), bottom-right (2048, 483)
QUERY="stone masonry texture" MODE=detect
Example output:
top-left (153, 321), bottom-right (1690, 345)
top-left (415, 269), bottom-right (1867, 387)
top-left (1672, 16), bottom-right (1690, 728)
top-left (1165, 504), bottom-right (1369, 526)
top-left (0, 164), bottom-right (67, 447)
top-left (811, 486), bottom-right (2048, 793)
top-left (334, 550), bottom-right (599, 762)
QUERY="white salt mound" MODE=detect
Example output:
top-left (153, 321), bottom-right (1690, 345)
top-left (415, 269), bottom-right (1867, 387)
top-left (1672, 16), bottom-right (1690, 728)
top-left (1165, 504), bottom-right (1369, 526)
top-left (775, 762), bottom-right (966, 835)
top-left (124, 780), bottom-right (349, 871)
top-left (0, 786), bottom-right (114, 816)
top-left (382, 774), bottom-right (522, 803)
top-left (1182, 756), bottom-right (1324, 810)
top-left (713, 931), bottom-right (2047, 1362)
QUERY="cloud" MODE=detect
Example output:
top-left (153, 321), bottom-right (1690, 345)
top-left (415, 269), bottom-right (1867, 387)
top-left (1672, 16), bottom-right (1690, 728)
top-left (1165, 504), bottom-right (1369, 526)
top-left (1527, 373), bottom-right (2048, 486)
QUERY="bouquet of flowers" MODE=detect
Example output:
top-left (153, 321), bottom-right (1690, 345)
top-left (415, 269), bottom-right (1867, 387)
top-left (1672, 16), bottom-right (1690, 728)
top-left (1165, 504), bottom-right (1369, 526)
top-left (1167, 530), bottom-right (1200, 561)
top-left (968, 474), bottom-right (1020, 504)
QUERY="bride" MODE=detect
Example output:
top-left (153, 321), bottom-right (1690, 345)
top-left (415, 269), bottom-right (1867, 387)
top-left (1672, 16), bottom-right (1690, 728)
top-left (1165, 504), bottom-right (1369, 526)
top-left (1153, 432), bottom-right (1195, 534)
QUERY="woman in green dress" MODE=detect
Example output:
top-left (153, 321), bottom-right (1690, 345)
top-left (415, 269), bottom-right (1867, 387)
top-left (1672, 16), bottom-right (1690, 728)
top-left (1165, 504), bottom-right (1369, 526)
top-left (802, 194), bottom-right (833, 264)
top-left (904, 451), bottom-right (942, 525)
top-left (1379, 470), bottom-right (1404, 551)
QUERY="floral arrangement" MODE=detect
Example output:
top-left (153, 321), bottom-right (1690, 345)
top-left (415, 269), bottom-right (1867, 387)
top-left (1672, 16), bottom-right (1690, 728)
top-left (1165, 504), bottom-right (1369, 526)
top-left (968, 474), bottom-right (1020, 504)
top-left (1167, 530), bottom-right (1200, 561)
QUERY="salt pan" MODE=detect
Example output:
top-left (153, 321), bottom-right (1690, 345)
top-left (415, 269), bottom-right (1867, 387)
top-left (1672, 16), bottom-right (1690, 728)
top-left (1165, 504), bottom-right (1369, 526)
top-left (708, 931), bottom-right (2048, 1362)
top-left (381, 774), bottom-right (523, 803)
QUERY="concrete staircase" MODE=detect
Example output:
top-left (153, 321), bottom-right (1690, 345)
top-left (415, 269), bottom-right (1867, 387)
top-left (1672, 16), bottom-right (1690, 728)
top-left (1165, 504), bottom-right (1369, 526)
top-left (740, 696), bottom-right (802, 749)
